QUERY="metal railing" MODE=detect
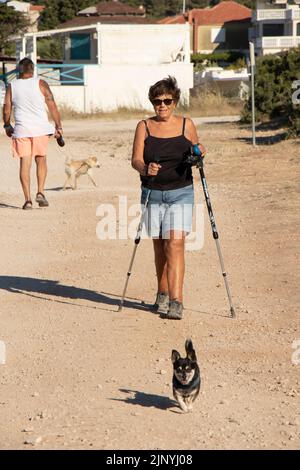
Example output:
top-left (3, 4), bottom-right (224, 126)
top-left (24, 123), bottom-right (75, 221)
top-left (253, 8), bottom-right (300, 21)
top-left (37, 64), bottom-right (85, 86)
top-left (256, 35), bottom-right (300, 48)
top-left (0, 68), bottom-right (18, 86)
top-left (0, 64), bottom-right (86, 86)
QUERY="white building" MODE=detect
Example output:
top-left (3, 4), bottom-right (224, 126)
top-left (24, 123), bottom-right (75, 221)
top-left (14, 23), bottom-right (193, 112)
top-left (251, 0), bottom-right (300, 55)
top-left (7, 1), bottom-right (44, 33)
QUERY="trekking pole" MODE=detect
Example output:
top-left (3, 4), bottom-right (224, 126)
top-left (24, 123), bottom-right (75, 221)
top-left (187, 145), bottom-right (236, 318)
top-left (118, 159), bottom-right (159, 312)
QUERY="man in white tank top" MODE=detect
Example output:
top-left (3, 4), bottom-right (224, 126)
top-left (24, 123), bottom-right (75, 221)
top-left (2, 58), bottom-right (63, 210)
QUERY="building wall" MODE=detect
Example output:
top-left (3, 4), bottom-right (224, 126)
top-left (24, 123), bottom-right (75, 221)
top-left (51, 86), bottom-right (85, 112)
top-left (197, 22), bottom-right (251, 52)
top-left (51, 63), bottom-right (193, 112)
top-left (64, 24), bottom-right (190, 65)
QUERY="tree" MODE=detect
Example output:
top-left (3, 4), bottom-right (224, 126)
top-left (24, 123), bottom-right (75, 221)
top-left (0, 4), bottom-right (29, 55)
top-left (242, 48), bottom-right (300, 137)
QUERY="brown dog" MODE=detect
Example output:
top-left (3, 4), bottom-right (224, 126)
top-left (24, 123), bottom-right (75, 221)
top-left (63, 156), bottom-right (100, 190)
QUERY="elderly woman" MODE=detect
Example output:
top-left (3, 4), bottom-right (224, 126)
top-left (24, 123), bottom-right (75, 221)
top-left (131, 76), bottom-right (205, 320)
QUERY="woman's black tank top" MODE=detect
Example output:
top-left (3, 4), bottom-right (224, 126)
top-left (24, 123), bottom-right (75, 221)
top-left (140, 118), bottom-right (193, 190)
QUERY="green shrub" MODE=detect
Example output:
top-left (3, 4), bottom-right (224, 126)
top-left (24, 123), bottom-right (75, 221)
top-left (37, 38), bottom-right (63, 61)
top-left (191, 51), bottom-right (245, 67)
top-left (242, 48), bottom-right (300, 137)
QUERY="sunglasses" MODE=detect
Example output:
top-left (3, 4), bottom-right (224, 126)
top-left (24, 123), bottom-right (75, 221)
top-left (152, 98), bottom-right (174, 106)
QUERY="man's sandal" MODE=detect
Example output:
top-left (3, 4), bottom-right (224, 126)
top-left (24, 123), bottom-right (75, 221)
top-left (22, 200), bottom-right (33, 210)
top-left (36, 192), bottom-right (49, 207)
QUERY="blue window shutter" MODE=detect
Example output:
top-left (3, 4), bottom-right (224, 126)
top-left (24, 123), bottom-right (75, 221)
top-left (70, 33), bottom-right (91, 60)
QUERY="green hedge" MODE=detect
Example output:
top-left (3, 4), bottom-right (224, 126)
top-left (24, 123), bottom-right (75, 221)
top-left (241, 48), bottom-right (300, 137)
top-left (191, 51), bottom-right (245, 67)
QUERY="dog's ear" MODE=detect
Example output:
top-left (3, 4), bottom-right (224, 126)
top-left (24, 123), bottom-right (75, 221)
top-left (171, 350), bottom-right (180, 364)
top-left (185, 339), bottom-right (197, 362)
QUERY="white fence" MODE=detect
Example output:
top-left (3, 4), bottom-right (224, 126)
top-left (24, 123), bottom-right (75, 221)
top-left (256, 35), bottom-right (300, 49)
top-left (253, 8), bottom-right (300, 21)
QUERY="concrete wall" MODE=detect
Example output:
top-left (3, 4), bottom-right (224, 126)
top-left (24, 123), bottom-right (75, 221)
top-left (197, 22), bottom-right (251, 53)
top-left (50, 63), bottom-right (193, 113)
top-left (64, 24), bottom-right (190, 65)
top-left (98, 25), bottom-right (189, 65)
top-left (51, 86), bottom-right (86, 113)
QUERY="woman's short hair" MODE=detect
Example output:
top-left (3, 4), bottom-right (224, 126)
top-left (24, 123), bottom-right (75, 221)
top-left (148, 76), bottom-right (181, 103)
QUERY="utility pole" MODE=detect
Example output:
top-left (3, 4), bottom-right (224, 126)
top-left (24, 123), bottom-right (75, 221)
top-left (249, 41), bottom-right (256, 147)
top-left (183, 0), bottom-right (186, 14)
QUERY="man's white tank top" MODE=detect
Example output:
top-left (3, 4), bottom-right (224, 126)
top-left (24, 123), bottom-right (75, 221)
top-left (11, 77), bottom-right (55, 138)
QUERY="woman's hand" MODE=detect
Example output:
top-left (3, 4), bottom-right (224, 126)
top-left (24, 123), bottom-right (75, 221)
top-left (198, 143), bottom-right (206, 157)
top-left (147, 162), bottom-right (162, 176)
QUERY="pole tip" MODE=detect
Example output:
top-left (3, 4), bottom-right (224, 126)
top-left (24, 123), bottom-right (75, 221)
top-left (230, 307), bottom-right (236, 318)
top-left (118, 304), bottom-right (123, 312)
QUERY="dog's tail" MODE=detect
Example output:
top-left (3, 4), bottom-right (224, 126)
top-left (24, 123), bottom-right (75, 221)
top-left (185, 338), bottom-right (197, 362)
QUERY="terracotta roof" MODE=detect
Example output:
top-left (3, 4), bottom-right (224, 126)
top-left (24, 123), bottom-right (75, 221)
top-left (78, 1), bottom-right (145, 16)
top-left (157, 15), bottom-right (186, 25)
top-left (159, 1), bottom-right (251, 26)
top-left (29, 5), bottom-right (45, 12)
top-left (190, 1), bottom-right (251, 25)
top-left (59, 16), bottom-right (154, 28)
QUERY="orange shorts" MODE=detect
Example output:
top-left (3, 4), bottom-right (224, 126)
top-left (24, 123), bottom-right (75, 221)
top-left (12, 136), bottom-right (50, 158)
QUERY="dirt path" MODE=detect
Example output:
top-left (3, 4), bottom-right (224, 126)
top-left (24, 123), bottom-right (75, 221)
top-left (0, 118), bottom-right (299, 450)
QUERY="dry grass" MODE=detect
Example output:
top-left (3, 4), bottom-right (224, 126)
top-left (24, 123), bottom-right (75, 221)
top-left (58, 105), bottom-right (151, 121)
top-left (188, 85), bottom-right (243, 117)
top-left (57, 89), bottom-right (243, 120)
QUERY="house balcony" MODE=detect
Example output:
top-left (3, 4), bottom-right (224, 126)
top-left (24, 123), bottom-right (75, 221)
top-left (256, 35), bottom-right (300, 49)
top-left (253, 9), bottom-right (300, 21)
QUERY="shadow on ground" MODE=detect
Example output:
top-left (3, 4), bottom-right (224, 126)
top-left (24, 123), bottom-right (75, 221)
top-left (111, 388), bottom-right (177, 411)
top-left (0, 203), bottom-right (20, 210)
top-left (0, 276), bottom-right (151, 313)
top-left (236, 132), bottom-right (287, 145)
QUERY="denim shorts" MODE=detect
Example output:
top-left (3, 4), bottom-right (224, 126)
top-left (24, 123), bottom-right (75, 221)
top-left (141, 184), bottom-right (194, 238)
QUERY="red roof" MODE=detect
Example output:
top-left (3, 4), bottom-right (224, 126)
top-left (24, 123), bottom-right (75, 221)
top-left (157, 15), bottom-right (186, 25)
top-left (159, 1), bottom-right (251, 26)
top-left (190, 1), bottom-right (251, 25)
top-left (78, 1), bottom-right (145, 16)
top-left (59, 16), bottom-right (154, 28)
top-left (29, 5), bottom-right (45, 12)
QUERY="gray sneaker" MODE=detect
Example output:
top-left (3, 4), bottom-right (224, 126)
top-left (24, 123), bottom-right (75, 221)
top-left (152, 292), bottom-right (169, 315)
top-left (160, 300), bottom-right (183, 320)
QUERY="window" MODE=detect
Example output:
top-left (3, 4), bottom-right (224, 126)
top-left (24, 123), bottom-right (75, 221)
top-left (263, 24), bottom-right (284, 37)
top-left (70, 33), bottom-right (91, 60)
top-left (211, 27), bottom-right (226, 43)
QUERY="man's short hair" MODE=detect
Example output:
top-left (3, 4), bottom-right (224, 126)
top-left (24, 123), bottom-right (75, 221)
top-left (18, 58), bottom-right (34, 75)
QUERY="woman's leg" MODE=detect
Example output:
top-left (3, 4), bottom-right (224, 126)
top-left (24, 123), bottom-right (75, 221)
top-left (153, 238), bottom-right (168, 294)
top-left (164, 231), bottom-right (186, 303)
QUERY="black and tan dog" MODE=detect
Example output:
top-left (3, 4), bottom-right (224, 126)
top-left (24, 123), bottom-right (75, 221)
top-left (171, 339), bottom-right (201, 413)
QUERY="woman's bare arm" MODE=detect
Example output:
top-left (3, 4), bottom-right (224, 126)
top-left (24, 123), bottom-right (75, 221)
top-left (132, 121), bottom-right (148, 176)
